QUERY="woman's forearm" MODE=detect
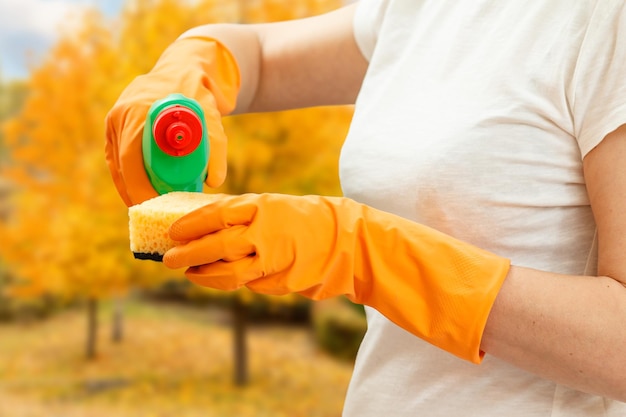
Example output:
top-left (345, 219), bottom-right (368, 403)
top-left (179, 4), bottom-right (367, 114)
top-left (482, 265), bottom-right (626, 402)
top-left (179, 23), bottom-right (261, 114)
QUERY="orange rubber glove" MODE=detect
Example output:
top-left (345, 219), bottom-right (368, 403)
top-left (163, 193), bottom-right (510, 363)
top-left (105, 37), bottom-right (240, 207)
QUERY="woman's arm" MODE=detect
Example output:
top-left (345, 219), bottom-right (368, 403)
top-left (481, 124), bottom-right (626, 402)
top-left (180, 3), bottom-right (368, 114)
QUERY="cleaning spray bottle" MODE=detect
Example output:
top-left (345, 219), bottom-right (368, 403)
top-left (142, 93), bottom-right (209, 194)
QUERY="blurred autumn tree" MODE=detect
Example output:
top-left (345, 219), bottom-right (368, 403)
top-left (0, 78), bottom-right (28, 167)
top-left (0, 0), bottom-right (352, 381)
top-left (0, 77), bottom-right (27, 321)
top-left (0, 8), bottom-right (167, 358)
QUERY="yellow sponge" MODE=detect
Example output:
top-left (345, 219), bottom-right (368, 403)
top-left (129, 191), bottom-right (219, 261)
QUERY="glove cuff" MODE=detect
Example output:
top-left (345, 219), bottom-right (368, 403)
top-left (351, 204), bottom-right (511, 364)
top-left (154, 36), bottom-right (241, 115)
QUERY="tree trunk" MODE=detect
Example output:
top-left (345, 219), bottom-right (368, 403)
top-left (232, 297), bottom-right (248, 386)
top-left (111, 297), bottom-right (124, 343)
top-left (86, 298), bottom-right (98, 360)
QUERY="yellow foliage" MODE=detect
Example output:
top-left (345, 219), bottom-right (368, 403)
top-left (221, 106), bottom-right (353, 196)
top-left (0, 0), bottom-right (350, 306)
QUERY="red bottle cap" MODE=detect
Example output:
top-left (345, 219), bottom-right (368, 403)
top-left (152, 105), bottom-right (203, 156)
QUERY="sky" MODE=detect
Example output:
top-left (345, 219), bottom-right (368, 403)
top-left (0, 0), bottom-right (125, 80)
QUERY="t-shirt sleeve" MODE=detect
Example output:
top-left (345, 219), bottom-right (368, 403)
top-left (573, 2), bottom-right (626, 157)
top-left (353, 0), bottom-right (389, 61)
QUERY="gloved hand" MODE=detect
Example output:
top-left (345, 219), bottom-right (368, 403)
top-left (163, 193), bottom-right (510, 363)
top-left (105, 37), bottom-right (240, 206)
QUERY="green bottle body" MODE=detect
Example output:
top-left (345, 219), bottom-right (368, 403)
top-left (142, 93), bottom-right (209, 195)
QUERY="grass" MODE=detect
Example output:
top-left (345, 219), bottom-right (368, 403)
top-left (0, 298), bottom-right (354, 417)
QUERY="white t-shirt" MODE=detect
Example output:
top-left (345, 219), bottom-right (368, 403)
top-left (339, 0), bottom-right (626, 415)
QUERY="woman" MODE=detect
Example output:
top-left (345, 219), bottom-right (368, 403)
top-left (105, 1), bottom-right (626, 415)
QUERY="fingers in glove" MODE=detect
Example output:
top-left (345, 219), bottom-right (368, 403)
top-left (186, 258), bottom-right (309, 297)
top-left (184, 255), bottom-right (265, 292)
top-left (163, 224), bottom-right (253, 269)
top-left (204, 114), bottom-right (228, 188)
top-left (169, 197), bottom-right (257, 241)
top-left (105, 100), bottom-right (159, 207)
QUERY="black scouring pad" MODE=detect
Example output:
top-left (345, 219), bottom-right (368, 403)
top-left (133, 252), bottom-right (164, 262)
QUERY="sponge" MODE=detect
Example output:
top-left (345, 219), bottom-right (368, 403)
top-left (129, 191), bottom-right (218, 261)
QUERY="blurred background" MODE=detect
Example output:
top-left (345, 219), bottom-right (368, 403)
top-left (0, 0), bottom-right (366, 416)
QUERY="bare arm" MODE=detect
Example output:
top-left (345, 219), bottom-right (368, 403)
top-left (481, 124), bottom-right (626, 402)
top-left (180, 3), bottom-right (368, 114)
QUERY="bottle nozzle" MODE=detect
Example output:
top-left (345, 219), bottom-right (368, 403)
top-left (153, 105), bottom-right (203, 156)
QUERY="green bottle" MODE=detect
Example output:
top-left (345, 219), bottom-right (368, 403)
top-left (142, 93), bottom-right (208, 195)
